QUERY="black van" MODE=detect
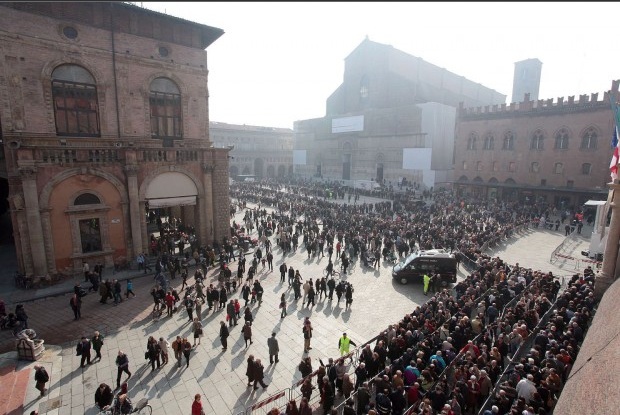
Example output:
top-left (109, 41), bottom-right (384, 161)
top-left (392, 249), bottom-right (457, 286)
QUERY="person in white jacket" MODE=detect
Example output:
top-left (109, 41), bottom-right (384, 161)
top-left (516, 374), bottom-right (537, 403)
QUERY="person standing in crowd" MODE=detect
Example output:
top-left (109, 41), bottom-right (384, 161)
top-left (95, 383), bottom-right (113, 409)
top-left (242, 321), bottom-right (253, 347)
top-left (220, 321), bottom-right (229, 351)
top-left (303, 317), bottom-right (313, 353)
top-left (92, 331), bottom-right (104, 362)
top-left (33, 364), bottom-right (49, 397)
top-left (266, 251), bottom-right (274, 272)
top-left (268, 332), bottom-right (279, 364)
top-left (338, 332), bottom-right (357, 357)
top-left (423, 273), bottom-right (431, 295)
top-left (158, 337), bottom-right (170, 365)
top-left (280, 262), bottom-right (287, 283)
top-left (69, 292), bottom-right (81, 320)
top-left (125, 279), bottom-right (136, 299)
top-left (15, 304), bottom-right (29, 330)
top-left (115, 350), bottom-right (131, 389)
top-left (246, 355), bottom-right (256, 386)
top-left (279, 293), bottom-right (287, 318)
top-left (182, 337), bottom-right (192, 367)
top-left (147, 336), bottom-right (161, 372)
top-left (78, 336), bottom-right (92, 367)
top-left (253, 358), bottom-right (268, 390)
top-left (191, 394), bottom-right (204, 415)
top-left (83, 261), bottom-right (90, 282)
top-left (227, 299), bottom-right (237, 327)
top-left (194, 295), bottom-right (203, 320)
top-left (192, 317), bottom-right (203, 347)
top-left (184, 295), bottom-right (195, 322)
top-left (172, 335), bottom-right (183, 368)
top-left (113, 279), bottom-right (123, 305)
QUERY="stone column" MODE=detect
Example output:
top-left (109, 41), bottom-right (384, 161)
top-left (19, 166), bottom-right (47, 275)
top-left (124, 165), bottom-right (143, 258)
top-left (202, 163), bottom-right (214, 246)
top-left (595, 182), bottom-right (620, 300)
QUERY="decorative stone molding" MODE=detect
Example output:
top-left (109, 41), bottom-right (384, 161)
top-left (202, 163), bottom-right (214, 174)
top-left (124, 164), bottom-right (139, 175)
top-left (18, 166), bottom-right (37, 180)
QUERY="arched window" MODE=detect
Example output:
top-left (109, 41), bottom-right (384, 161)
top-left (462, 161), bottom-right (468, 170)
top-left (359, 75), bottom-right (369, 99)
top-left (530, 162), bottom-right (540, 173)
top-left (554, 162), bottom-right (563, 174)
top-left (52, 64), bottom-right (100, 136)
top-left (530, 130), bottom-right (544, 150)
top-left (581, 128), bottom-right (598, 149)
top-left (74, 193), bottom-right (101, 205)
top-left (483, 133), bottom-right (495, 150)
top-left (503, 131), bottom-right (514, 150)
top-left (554, 128), bottom-right (569, 149)
top-left (582, 163), bottom-right (592, 175)
top-left (467, 133), bottom-right (478, 150)
top-left (150, 77), bottom-right (182, 139)
top-left (492, 161), bottom-right (498, 172)
top-left (476, 161), bottom-right (483, 171)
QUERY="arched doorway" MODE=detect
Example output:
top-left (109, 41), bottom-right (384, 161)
top-left (254, 158), bottom-right (264, 179)
top-left (266, 165), bottom-right (275, 178)
top-left (145, 172), bottom-right (198, 209)
top-left (145, 172), bottom-right (199, 250)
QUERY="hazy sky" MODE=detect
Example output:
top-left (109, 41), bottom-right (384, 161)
top-left (141, 2), bottom-right (619, 129)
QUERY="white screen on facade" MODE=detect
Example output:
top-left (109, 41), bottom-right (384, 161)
top-left (293, 149), bottom-right (307, 165)
top-left (402, 148), bottom-right (432, 170)
top-left (332, 115), bottom-right (364, 133)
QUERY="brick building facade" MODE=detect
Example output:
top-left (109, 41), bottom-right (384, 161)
top-left (209, 122), bottom-right (293, 180)
top-left (453, 81), bottom-right (619, 209)
top-left (0, 2), bottom-right (230, 276)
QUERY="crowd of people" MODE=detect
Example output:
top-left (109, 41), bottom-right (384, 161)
top-left (225, 178), bottom-right (596, 415)
top-left (4, 176), bottom-right (597, 415)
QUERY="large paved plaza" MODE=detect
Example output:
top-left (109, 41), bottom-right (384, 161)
top-left (0, 199), bottom-right (591, 415)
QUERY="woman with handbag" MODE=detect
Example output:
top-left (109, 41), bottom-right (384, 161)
top-left (192, 317), bottom-right (203, 346)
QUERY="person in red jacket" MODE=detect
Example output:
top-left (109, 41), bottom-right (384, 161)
top-left (165, 292), bottom-right (175, 317)
top-left (191, 394), bottom-right (204, 415)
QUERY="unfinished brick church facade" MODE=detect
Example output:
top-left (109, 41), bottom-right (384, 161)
top-left (0, 2), bottom-right (230, 276)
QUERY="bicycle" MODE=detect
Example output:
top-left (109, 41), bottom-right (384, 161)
top-left (97, 398), bottom-right (152, 414)
top-left (323, 268), bottom-right (341, 278)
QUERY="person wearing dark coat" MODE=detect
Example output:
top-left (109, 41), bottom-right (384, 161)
top-left (220, 321), bottom-right (229, 351)
top-left (246, 355), bottom-right (256, 386)
top-left (252, 358), bottom-right (268, 389)
top-left (95, 383), bottom-right (113, 409)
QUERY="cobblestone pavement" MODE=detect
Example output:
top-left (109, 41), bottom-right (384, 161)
top-left (0, 199), bottom-right (595, 415)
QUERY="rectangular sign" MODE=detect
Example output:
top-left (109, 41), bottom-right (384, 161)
top-left (332, 115), bottom-right (364, 133)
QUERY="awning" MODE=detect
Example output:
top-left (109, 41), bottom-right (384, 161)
top-left (147, 196), bottom-right (196, 208)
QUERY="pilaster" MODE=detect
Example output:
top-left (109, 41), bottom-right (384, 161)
top-left (595, 182), bottom-right (620, 299)
top-left (19, 166), bottom-right (48, 275)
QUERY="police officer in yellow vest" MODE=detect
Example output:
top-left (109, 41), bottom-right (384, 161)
top-left (423, 273), bottom-right (431, 296)
top-left (338, 332), bottom-right (357, 356)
